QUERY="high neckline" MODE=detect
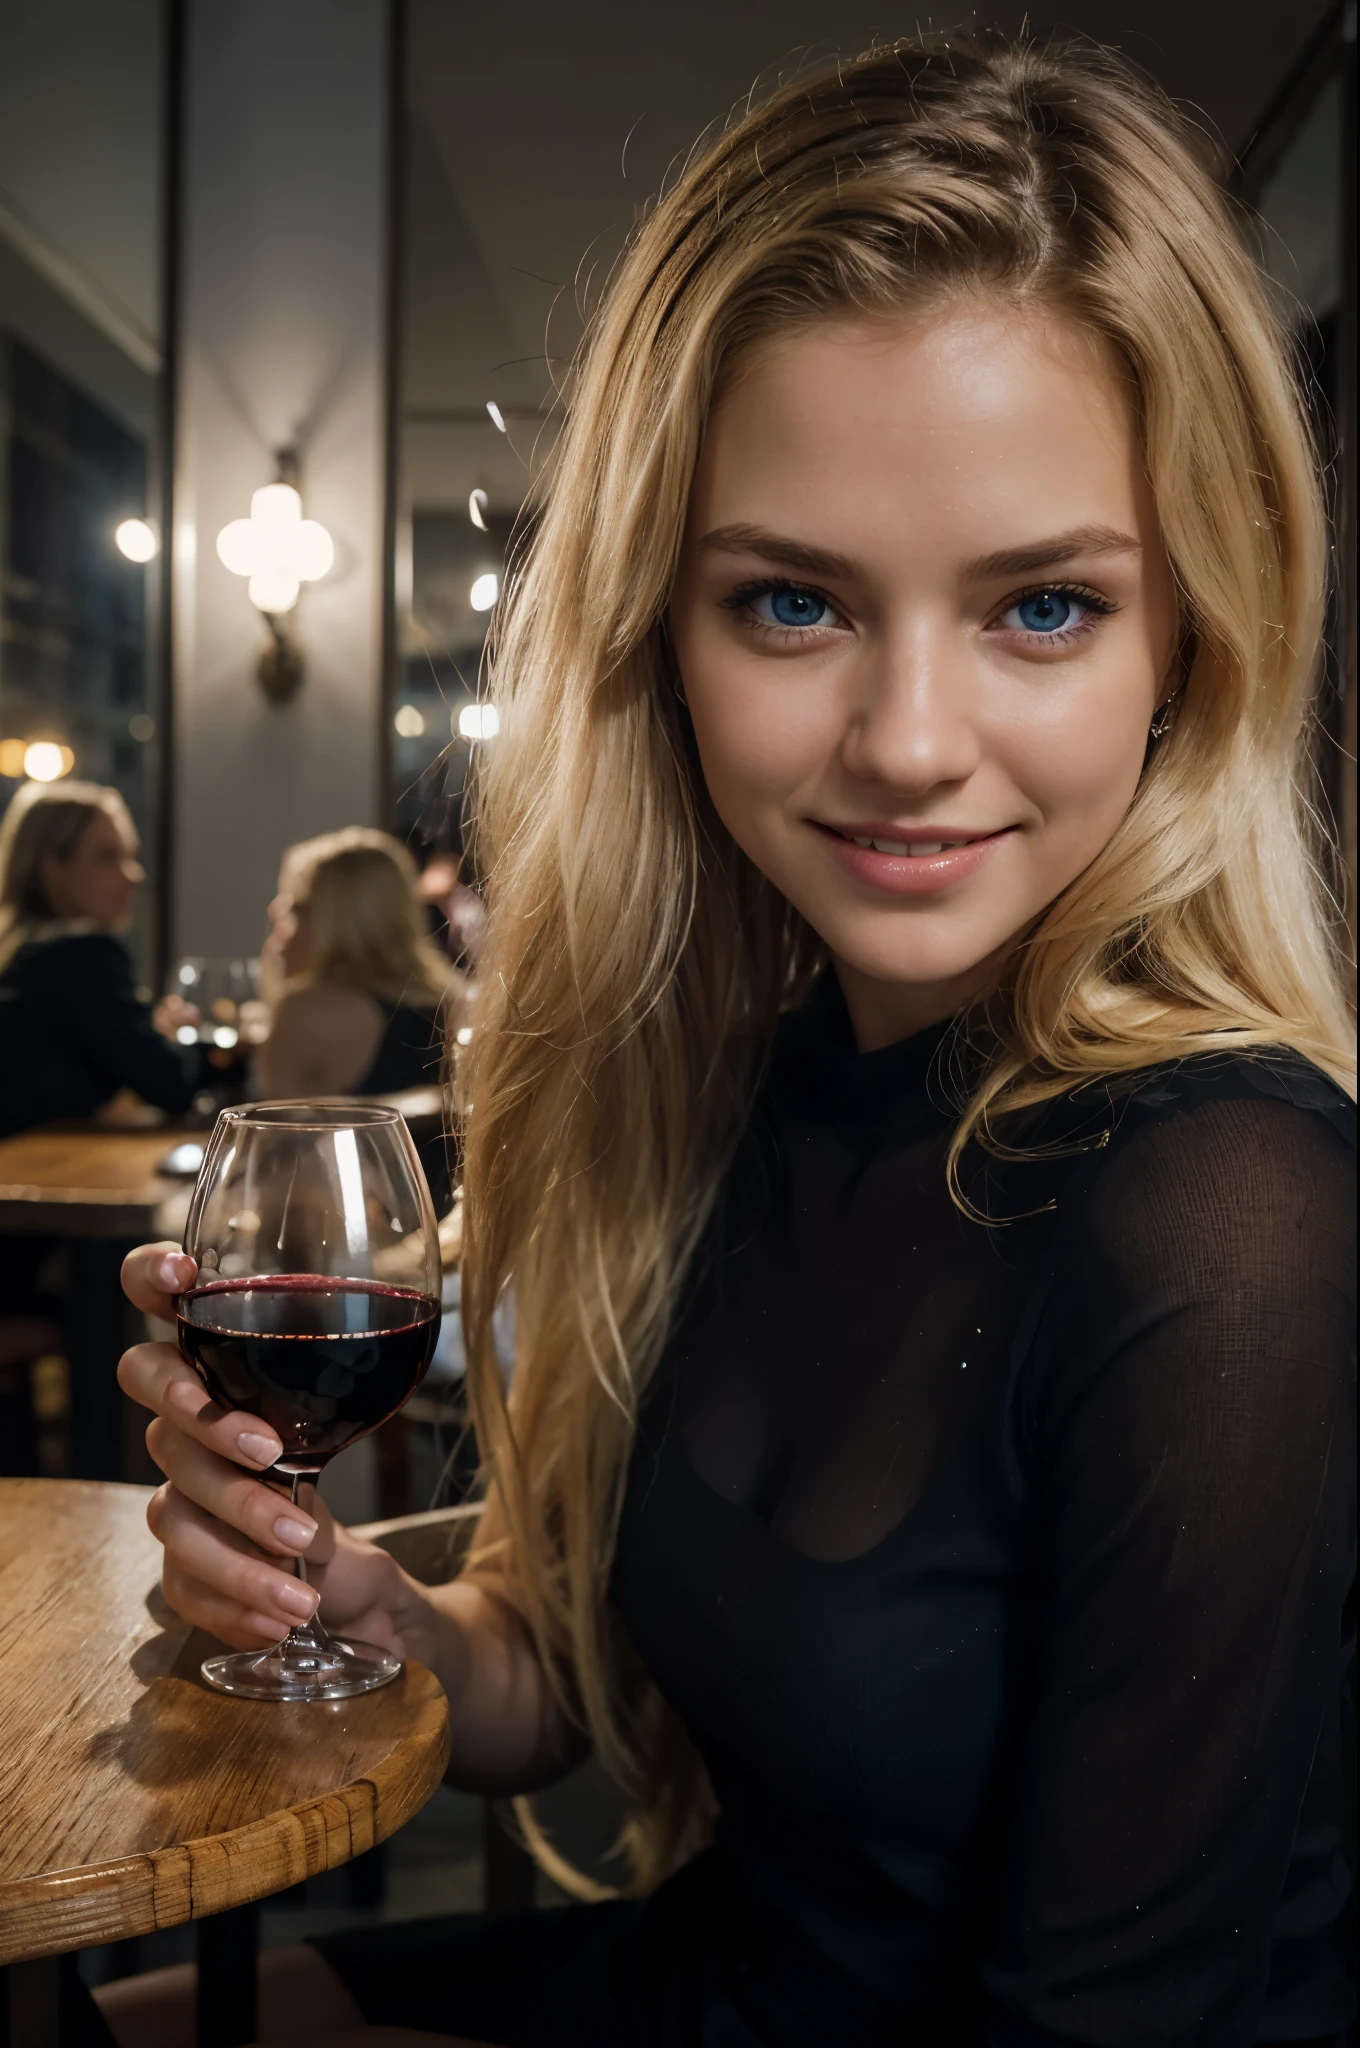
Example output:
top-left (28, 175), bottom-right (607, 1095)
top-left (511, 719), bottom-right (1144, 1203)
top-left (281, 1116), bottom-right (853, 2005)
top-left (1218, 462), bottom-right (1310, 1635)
top-left (769, 971), bottom-right (961, 1128)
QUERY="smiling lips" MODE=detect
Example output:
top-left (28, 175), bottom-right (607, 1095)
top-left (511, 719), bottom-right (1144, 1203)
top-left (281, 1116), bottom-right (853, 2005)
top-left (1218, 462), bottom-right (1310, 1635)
top-left (814, 821), bottom-right (1012, 896)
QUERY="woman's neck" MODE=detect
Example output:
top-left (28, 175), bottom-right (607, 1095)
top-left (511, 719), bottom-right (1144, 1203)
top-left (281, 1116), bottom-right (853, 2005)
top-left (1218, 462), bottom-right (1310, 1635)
top-left (832, 946), bottom-right (1009, 1053)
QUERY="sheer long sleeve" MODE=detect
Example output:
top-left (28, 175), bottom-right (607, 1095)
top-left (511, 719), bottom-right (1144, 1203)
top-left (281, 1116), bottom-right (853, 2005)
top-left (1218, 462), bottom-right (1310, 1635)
top-left (983, 1090), bottom-right (1356, 2047)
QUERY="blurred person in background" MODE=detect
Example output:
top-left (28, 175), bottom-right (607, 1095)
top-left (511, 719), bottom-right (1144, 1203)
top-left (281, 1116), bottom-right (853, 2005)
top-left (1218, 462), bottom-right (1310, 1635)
top-left (0, 781), bottom-right (203, 1139)
top-left (254, 826), bottom-right (468, 1100)
top-left (0, 781), bottom-right (202, 1472)
top-left (415, 820), bottom-right (488, 975)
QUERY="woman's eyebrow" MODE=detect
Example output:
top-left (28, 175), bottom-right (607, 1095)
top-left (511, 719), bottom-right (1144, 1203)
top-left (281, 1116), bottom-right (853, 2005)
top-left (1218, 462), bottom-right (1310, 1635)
top-left (964, 525), bottom-right (1141, 581)
top-left (696, 524), bottom-right (856, 579)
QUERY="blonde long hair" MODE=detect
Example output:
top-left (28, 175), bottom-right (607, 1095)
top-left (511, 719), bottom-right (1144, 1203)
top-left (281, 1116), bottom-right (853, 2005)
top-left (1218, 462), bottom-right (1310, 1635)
top-left (0, 780), bottom-right (135, 974)
top-left (458, 31), bottom-right (1356, 1894)
top-left (280, 827), bottom-right (453, 1011)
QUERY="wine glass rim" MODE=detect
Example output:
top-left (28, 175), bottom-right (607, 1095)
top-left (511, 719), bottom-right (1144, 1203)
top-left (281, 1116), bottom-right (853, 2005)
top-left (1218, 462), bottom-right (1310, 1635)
top-left (218, 1099), bottom-right (404, 1131)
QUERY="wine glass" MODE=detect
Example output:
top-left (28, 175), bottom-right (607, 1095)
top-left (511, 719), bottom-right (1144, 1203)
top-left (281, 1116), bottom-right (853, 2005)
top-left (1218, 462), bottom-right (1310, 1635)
top-left (178, 1102), bottom-right (442, 1700)
top-left (166, 956), bottom-right (260, 1049)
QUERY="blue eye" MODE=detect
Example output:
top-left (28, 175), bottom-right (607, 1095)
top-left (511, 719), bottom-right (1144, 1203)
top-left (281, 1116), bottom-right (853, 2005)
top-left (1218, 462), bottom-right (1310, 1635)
top-left (752, 585), bottom-right (830, 629)
top-left (1004, 588), bottom-right (1085, 635)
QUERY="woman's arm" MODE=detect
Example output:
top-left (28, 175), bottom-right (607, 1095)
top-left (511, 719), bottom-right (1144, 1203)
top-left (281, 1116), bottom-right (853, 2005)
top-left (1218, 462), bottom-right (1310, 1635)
top-left (254, 984), bottom-right (386, 1099)
top-left (982, 1091), bottom-right (1356, 2046)
top-left (120, 1244), bottom-right (582, 1792)
top-left (43, 935), bottom-right (201, 1112)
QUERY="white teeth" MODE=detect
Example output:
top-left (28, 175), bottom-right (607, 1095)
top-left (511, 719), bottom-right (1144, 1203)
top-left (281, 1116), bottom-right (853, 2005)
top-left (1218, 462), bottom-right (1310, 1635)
top-left (841, 831), bottom-right (971, 856)
top-left (869, 839), bottom-right (955, 856)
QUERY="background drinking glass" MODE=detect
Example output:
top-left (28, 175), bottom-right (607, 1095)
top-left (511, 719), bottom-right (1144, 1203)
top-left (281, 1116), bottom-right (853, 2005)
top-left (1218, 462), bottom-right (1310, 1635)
top-left (166, 955), bottom-right (261, 1048)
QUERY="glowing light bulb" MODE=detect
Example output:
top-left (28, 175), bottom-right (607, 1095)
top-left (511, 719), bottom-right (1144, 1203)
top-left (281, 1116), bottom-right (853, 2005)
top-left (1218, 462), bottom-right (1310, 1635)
top-left (216, 478), bottom-right (333, 614)
top-left (468, 489), bottom-right (489, 531)
top-left (458, 703), bottom-right (500, 741)
top-left (251, 482), bottom-right (301, 531)
top-left (470, 572), bottom-right (498, 612)
top-left (248, 570), bottom-right (300, 614)
top-left (486, 401), bottom-right (506, 432)
top-left (393, 704), bottom-right (426, 738)
top-left (115, 518), bottom-right (158, 562)
top-left (24, 741), bottom-right (73, 783)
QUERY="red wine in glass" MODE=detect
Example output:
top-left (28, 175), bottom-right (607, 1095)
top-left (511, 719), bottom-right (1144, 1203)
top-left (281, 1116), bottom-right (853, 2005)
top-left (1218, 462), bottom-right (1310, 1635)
top-left (180, 1101), bottom-right (443, 1701)
top-left (177, 1275), bottom-right (439, 1475)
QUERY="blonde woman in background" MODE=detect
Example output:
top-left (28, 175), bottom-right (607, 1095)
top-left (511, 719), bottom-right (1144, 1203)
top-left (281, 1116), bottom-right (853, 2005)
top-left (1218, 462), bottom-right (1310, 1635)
top-left (255, 827), bottom-right (467, 1101)
top-left (111, 32), bottom-right (1354, 2048)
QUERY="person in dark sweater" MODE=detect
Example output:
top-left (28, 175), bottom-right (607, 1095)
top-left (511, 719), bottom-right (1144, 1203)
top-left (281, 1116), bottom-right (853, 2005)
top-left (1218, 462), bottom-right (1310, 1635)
top-left (104, 32), bottom-right (1355, 2048)
top-left (0, 781), bottom-right (201, 1138)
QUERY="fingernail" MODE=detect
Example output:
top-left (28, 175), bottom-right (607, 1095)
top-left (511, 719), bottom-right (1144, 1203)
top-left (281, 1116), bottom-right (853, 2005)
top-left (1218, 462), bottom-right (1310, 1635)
top-left (276, 1579), bottom-right (318, 1617)
top-left (238, 1431), bottom-right (280, 1465)
top-left (158, 1254), bottom-right (190, 1289)
top-left (274, 1514), bottom-right (317, 1549)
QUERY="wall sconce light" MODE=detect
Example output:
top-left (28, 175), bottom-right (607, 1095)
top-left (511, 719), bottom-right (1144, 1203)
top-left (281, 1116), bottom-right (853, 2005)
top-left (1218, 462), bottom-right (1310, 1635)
top-left (114, 518), bottom-right (159, 562)
top-left (215, 451), bottom-right (333, 701)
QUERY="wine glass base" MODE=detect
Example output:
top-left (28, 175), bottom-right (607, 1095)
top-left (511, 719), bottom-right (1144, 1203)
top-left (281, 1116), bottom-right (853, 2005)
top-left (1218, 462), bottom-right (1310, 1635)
top-left (200, 1635), bottom-right (402, 1701)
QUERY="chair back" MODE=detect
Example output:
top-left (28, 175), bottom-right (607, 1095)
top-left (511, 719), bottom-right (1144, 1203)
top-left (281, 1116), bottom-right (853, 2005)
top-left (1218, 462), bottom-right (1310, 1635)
top-left (352, 1502), bottom-right (481, 1586)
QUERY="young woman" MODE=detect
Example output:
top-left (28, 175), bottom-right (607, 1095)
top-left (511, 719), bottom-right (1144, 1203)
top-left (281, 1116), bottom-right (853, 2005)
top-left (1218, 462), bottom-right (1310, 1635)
top-left (108, 32), bottom-right (1355, 2048)
top-left (254, 827), bottom-right (467, 1100)
top-left (0, 781), bottom-right (202, 1137)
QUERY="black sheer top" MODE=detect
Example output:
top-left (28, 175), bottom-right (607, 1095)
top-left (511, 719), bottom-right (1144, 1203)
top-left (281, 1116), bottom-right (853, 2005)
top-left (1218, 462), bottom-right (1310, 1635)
top-left (611, 975), bottom-right (1356, 2046)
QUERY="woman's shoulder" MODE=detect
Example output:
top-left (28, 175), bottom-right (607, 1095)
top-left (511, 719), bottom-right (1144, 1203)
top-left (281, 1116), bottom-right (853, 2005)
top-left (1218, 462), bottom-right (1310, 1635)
top-left (1043, 1046), bottom-right (1355, 1307)
top-left (1113, 1043), bottom-right (1354, 1149)
top-left (273, 980), bottom-right (382, 1026)
top-left (1018, 1043), bottom-right (1354, 1176)
top-left (1023, 1046), bottom-right (1356, 1446)
top-left (4, 926), bottom-right (132, 990)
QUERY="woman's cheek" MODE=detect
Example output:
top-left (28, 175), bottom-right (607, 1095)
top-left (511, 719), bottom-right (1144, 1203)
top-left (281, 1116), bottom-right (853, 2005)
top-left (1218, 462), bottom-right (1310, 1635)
top-left (689, 650), bottom-right (834, 800)
top-left (1001, 686), bottom-right (1150, 873)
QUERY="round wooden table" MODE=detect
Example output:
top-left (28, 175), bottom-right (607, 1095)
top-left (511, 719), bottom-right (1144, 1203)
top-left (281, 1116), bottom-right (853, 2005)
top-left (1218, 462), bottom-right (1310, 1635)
top-left (0, 1479), bottom-right (450, 2039)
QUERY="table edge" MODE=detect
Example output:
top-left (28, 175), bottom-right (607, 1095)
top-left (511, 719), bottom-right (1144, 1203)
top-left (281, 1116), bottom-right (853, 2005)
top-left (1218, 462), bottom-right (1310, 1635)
top-left (0, 1662), bottom-right (451, 1965)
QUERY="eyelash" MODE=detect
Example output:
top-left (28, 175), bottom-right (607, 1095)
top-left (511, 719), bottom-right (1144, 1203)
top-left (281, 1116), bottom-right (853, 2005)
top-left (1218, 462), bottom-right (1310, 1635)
top-left (722, 578), bottom-right (838, 637)
top-left (723, 576), bottom-right (1120, 644)
top-left (998, 581), bottom-right (1119, 644)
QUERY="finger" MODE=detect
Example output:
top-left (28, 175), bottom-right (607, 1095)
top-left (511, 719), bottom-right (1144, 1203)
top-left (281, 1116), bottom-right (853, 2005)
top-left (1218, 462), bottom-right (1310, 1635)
top-left (122, 1242), bottom-right (197, 1319)
top-left (145, 1422), bottom-right (320, 1558)
top-left (151, 1486), bottom-right (320, 1628)
top-left (119, 1340), bottom-right (281, 1471)
top-left (162, 1557), bottom-right (298, 1650)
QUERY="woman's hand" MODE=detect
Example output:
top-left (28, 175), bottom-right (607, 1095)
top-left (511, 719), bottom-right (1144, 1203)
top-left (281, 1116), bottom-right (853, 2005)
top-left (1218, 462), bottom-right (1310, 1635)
top-left (118, 1243), bottom-right (429, 1654)
top-left (152, 993), bottom-right (199, 1043)
top-left (121, 1245), bottom-right (579, 1792)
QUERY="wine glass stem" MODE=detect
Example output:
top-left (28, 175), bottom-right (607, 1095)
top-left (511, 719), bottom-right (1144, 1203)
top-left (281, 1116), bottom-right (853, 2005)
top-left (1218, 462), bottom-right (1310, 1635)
top-left (289, 1471), bottom-right (310, 1590)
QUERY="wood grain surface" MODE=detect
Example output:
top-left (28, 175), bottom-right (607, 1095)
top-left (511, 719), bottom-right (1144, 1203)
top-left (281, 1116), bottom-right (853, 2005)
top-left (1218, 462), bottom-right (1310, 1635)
top-left (0, 1128), bottom-right (187, 1238)
top-left (0, 1480), bottom-right (451, 1964)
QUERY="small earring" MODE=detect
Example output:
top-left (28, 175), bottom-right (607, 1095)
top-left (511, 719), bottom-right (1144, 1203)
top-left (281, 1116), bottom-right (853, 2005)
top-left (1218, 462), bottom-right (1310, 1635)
top-left (1149, 695), bottom-right (1176, 741)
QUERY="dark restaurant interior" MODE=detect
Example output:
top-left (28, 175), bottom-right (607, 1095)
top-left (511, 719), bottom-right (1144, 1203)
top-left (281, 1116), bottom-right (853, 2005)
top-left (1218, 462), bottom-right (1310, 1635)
top-left (0, 3), bottom-right (1354, 2045)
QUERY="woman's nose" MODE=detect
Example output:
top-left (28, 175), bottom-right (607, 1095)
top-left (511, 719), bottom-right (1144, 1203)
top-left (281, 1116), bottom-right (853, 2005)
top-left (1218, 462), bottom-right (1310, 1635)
top-left (124, 860), bottom-right (146, 887)
top-left (840, 620), bottom-right (983, 795)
